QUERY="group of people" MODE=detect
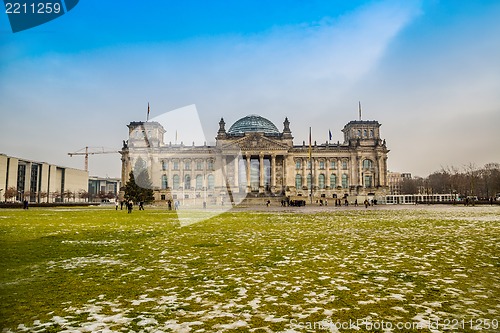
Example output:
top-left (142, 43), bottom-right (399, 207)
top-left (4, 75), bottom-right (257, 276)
top-left (273, 196), bottom-right (378, 208)
top-left (116, 200), bottom-right (145, 213)
top-left (166, 199), bottom-right (181, 210)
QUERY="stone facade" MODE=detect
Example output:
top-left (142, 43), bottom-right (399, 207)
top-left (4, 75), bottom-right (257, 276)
top-left (120, 115), bottom-right (389, 203)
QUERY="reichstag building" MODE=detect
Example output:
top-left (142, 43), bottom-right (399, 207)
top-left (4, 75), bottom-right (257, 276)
top-left (120, 115), bottom-right (389, 203)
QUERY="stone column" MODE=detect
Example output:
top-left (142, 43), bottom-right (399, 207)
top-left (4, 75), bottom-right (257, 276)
top-left (302, 158), bottom-right (306, 190)
top-left (350, 154), bottom-right (358, 188)
top-left (222, 155), bottom-right (227, 175)
top-left (282, 156), bottom-right (287, 193)
top-left (234, 155), bottom-right (239, 191)
top-left (203, 159), bottom-right (207, 189)
top-left (271, 154), bottom-right (276, 192)
top-left (313, 158), bottom-right (318, 189)
top-left (337, 159), bottom-right (341, 188)
top-left (246, 154), bottom-right (251, 193)
top-left (326, 158), bottom-right (330, 189)
top-left (167, 157), bottom-right (172, 189)
top-left (381, 157), bottom-right (388, 187)
top-left (259, 153), bottom-right (264, 192)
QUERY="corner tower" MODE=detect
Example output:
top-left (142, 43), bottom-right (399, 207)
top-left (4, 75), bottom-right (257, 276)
top-left (342, 120), bottom-right (384, 146)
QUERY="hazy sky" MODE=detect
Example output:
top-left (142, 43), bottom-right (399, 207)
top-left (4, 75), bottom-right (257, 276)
top-left (1, 0), bottom-right (499, 178)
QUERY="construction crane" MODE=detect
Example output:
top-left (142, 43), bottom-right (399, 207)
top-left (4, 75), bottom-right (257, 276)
top-left (68, 146), bottom-right (120, 172)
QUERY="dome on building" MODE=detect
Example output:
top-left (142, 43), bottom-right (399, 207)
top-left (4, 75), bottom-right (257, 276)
top-left (228, 115), bottom-right (280, 135)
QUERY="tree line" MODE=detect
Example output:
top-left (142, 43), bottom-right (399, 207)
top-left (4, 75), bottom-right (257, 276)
top-left (400, 163), bottom-right (500, 199)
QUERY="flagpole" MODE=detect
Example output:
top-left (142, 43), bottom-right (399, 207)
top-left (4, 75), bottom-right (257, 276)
top-left (147, 102), bottom-right (150, 122)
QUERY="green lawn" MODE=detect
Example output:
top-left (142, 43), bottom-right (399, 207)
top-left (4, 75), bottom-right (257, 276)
top-left (0, 206), bottom-right (499, 332)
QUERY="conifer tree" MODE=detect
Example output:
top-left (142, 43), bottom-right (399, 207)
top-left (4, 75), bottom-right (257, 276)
top-left (124, 171), bottom-right (154, 203)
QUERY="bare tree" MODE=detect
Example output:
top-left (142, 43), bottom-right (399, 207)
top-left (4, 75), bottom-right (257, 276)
top-left (52, 191), bottom-right (61, 203)
top-left (4, 187), bottom-right (17, 202)
top-left (63, 190), bottom-right (74, 202)
top-left (463, 163), bottom-right (480, 197)
top-left (39, 191), bottom-right (48, 203)
top-left (401, 178), bottom-right (418, 194)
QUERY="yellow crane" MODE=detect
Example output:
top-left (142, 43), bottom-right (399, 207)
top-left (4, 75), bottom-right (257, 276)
top-left (68, 146), bottom-right (120, 172)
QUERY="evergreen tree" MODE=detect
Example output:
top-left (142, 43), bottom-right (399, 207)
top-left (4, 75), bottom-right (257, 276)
top-left (124, 171), bottom-right (155, 203)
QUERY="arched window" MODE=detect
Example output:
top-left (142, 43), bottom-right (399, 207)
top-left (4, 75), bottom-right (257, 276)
top-left (173, 174), bottom-right (180, 189)
top-left (207, 174), bottom-right (215, 189)
top-left (342, 174), bottom-right (349, 188)
top-left (196, 175), bottom-right (203, 190)
top-left (318, 174), bottom-right (325, 189)
top-left (295, 174), bottom-right (302, 188)
top-left (184, 175), bottom-right (191, 189)
top-left (362, 159), bottom-right (373, 169)
top-left (370, 129), bottom-right (374, 138)
top-left (330, 174), bottom-right (337, 187)
top-left (363, 129), bottom-right (367, 137)
top-left (161, 175), bottom-right (168, 189)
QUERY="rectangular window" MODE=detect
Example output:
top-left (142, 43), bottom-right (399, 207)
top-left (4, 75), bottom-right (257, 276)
top-left (342, 174), bottom-right (348, 188)
top-left (184, 162), bottom-right (191, 170)
top-left (173, 161), bottom-right (179, 170)
top-left (207, 160), bottom-right (214, 170)
top-left (295, 161), bottom-right (301, 169)
top-left (162, 160), bottom-right (168, 171)
top-left (196, 162), bottom-right (203, 170)
top-left (342, 160), bottom-right (348, 170)
top-left (319, 161), bottom-right (325, 169)
top-left (330, 161), bottom-right (337, 169)
top-left (364, 175), bottom-right (372, 188)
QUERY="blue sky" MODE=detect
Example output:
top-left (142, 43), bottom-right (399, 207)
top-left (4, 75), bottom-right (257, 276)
top-left (1, 0), bottom-right (499, 177)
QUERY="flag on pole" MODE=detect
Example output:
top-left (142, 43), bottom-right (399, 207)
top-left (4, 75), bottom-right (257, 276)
top-left (329, 129), bottom-right (332, 141)
top-left (358, 101), bottom-right (362, 120)
top-left (147, 102), bottom-right (150, 121)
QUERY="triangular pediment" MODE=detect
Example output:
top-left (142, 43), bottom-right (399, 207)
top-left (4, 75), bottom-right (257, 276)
top-left (220, 133), bottom-right (290, 151)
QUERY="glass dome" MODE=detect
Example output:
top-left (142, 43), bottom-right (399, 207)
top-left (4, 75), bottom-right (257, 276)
top-left (228, 115), bottom-right (280, 135)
